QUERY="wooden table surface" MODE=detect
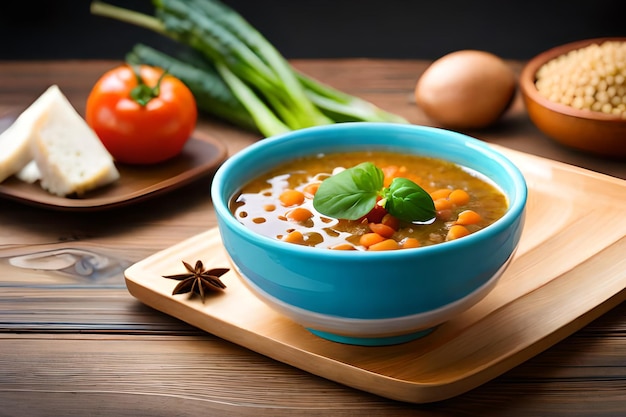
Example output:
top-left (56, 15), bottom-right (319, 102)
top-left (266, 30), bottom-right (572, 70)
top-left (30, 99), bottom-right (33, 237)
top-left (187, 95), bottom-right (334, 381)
top-left (0, 60), bottom-right (624, 416)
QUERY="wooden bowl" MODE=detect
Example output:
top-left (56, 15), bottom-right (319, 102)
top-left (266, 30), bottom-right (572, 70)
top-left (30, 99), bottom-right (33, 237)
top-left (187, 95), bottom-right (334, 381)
top-left (519, 37), bottom-right (626, 158)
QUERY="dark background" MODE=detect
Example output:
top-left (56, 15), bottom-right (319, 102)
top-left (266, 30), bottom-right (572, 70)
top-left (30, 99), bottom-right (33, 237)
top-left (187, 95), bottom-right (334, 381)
top-left (0, 0), bottom-right (624, 61)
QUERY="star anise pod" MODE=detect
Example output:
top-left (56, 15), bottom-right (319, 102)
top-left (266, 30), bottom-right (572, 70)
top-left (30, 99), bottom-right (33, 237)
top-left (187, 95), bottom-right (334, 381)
top-left (163, 260), bottom-right (228, 302)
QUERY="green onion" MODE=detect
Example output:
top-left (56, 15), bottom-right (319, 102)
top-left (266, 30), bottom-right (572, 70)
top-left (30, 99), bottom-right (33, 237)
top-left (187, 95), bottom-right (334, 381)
top-left (91, 0), bottom-right (409, 137)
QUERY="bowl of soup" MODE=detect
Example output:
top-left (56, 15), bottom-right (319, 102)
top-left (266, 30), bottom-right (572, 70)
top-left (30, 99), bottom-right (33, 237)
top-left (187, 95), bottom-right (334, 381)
top-left (211, 122), bottom-right (527, 346)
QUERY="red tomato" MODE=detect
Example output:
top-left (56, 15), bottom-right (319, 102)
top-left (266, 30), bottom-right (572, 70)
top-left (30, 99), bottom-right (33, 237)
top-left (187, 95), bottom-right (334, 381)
top-left (86, 65), bottom-right (197, 165)
top-left (359, 203), bottom-right (387, 223)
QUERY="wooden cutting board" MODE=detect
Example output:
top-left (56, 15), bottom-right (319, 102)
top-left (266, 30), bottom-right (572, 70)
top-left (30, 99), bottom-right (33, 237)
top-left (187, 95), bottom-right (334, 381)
top-left (124, 146), bottom-right (626, 404)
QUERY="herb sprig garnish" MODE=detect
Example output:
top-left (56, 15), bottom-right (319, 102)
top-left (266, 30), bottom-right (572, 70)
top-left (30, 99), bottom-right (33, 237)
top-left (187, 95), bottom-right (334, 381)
top-left (313, 162), bottom-right (436, 224)
top-left (163, 260), bottom-right (228, 302)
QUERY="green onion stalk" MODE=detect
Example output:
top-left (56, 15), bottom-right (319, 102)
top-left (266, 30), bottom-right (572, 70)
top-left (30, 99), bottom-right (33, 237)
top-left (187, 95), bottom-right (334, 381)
top-left (91, 0), bottom-right (408, 137)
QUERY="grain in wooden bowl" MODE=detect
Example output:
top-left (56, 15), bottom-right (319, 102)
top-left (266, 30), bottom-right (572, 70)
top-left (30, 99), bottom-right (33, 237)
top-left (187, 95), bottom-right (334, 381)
top-left (520, 37), bottom-right (626, 158)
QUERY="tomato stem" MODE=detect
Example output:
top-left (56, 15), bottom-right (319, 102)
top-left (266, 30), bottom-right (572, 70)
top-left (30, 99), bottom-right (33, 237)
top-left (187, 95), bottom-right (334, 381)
top-left (130, 65), bottom-right (167, 106)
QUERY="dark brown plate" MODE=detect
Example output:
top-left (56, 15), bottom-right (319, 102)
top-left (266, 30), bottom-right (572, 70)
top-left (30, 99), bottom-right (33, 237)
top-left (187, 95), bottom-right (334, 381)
top-left (0, 115), bottom-right (228, 211)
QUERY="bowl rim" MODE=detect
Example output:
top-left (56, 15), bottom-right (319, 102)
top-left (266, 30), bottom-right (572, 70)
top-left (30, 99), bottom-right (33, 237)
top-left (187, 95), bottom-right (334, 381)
top-left (211, 122), bottom-right (527, 260)
top-left (519, 36), bottom-right (626, 123)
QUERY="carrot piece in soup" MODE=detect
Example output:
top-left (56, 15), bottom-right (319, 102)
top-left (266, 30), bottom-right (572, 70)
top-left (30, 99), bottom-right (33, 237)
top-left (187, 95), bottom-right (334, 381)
top-left (369, 222), bottom-right (396, 238)
top-left (430, 188), bottom-right (452, 200)
top-left (302, 182), bottom-right (320, 198)
top-left (287, 207), bottom-right (313, 222)
top-left (360, 232), bottom-right (386, 248)
top-left (369, 239), bottom-right (400, 251)
top-left (434, 198), bottom-right (453, 211)
top-left (446, 225), bottom-right (470, 241)
top-left (282, 230), bottom-right (305, 244)
top-left (401, 237), bottom-right (420, 249)
top-left (448, 189), bottom-right (471, 206)
top-left (455, 209), bottom-right (482, 225)
top-left (279, 189), bottom-right (305, 207)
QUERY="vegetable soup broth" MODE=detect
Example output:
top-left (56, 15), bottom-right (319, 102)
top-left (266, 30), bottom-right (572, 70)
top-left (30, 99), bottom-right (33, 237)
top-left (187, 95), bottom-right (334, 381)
top-left (230, 151), bottom-right (507, 250)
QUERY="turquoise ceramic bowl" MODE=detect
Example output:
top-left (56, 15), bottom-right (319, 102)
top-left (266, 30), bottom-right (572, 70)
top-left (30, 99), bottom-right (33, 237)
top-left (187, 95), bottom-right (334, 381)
top-left (211, 123), bottom-right (527, 346)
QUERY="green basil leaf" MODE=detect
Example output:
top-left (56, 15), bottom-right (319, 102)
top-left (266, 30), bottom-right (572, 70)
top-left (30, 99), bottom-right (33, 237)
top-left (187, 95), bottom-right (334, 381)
top-left (313, 162), bottom-right (384, 220)
top-left (382, 177), bottom-right (436, 223)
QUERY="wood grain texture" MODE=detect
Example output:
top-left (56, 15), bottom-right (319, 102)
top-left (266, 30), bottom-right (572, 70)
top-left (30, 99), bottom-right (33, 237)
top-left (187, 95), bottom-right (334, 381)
top-left (1, 60), bottom-right (625, 416)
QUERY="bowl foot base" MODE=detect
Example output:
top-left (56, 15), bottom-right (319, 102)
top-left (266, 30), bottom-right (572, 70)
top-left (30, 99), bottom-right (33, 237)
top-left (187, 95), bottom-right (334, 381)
top-left (307, 327), bottom-right (436, 346)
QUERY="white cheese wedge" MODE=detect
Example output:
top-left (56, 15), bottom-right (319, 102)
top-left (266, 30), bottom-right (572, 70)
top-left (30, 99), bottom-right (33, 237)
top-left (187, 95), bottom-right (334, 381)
top-left (15, 160), bottom-right (41, 184)
top-left (0, 85), bottom-right (61, 183)
top-left (32, 89), bottom-right (120, 197)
